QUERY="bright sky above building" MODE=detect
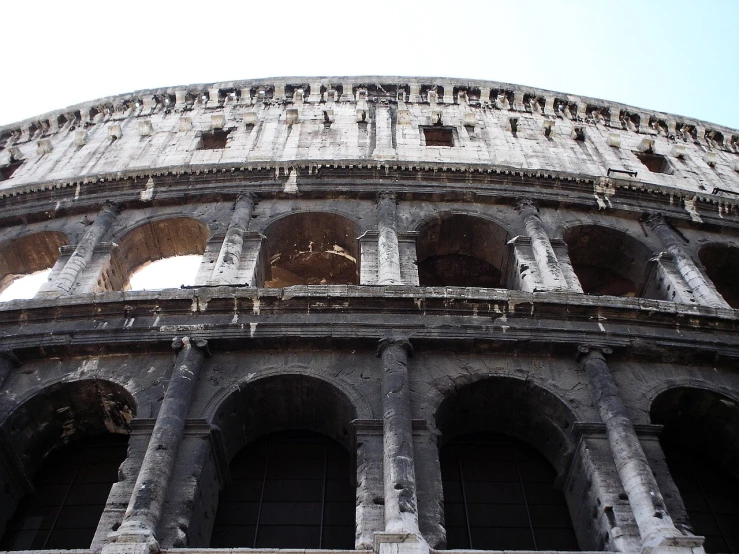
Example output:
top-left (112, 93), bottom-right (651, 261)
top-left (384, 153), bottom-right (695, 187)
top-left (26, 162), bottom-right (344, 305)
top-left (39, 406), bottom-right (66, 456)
top-left (1, 0), bottom-right (738, 129)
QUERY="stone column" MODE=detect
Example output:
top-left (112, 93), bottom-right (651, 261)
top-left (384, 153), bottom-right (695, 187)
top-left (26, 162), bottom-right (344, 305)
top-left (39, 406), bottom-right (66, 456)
top-left (516, 199), bottom-right (569, 290)
top-left (209, 194), bottom-right (255, 285)
top-left (107, 337), bottom-right (209, 553)
top-left (377, 193), bottom-right (402, 286)
top-left (645, 214), bottom-right (729, 309)
top-left (0, 350), bottom-right (19, 389)
top-left (52, 201), bottom-right (120, 294)
top-left (578, 345), bottom-right (704, 553)
top-left (378, 336), bottom-right (421, 535)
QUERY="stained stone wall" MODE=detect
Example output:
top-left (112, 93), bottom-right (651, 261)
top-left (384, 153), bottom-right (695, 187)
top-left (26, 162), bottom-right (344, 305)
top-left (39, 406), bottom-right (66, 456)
top-left (0, 77), bottom-right (738, 554)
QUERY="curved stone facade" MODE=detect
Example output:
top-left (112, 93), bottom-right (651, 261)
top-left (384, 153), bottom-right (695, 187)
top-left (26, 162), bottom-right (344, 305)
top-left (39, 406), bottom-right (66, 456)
top-left (0, 77), bottom-right (737, 554)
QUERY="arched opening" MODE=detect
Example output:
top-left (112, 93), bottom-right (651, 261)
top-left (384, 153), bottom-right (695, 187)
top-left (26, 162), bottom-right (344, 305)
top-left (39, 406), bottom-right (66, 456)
top-left (651, 388), bottom-right (739, 553)
top-left (435, 378), bottom-right (579, 551)
top-left (105, 217), bottom-right (209, 291)
top-left (0, 232), bottom-right (66, 301)
top-left (416, 214), bottom-right (509, 288)
top-left (699, 245), bottom-right (739, 309)
top-left (564, 225), bottom-right (652, 297)
top-left (210, 375), bottom-right (357, 549)
top-left (0, 380), bottom-right (135, 550)
top-left (263, 212), bottom-right (360, 287)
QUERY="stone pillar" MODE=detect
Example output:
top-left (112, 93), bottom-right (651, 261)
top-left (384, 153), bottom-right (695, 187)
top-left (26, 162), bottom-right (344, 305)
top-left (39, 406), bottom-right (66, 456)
top-left (645, 214), bottom-right (729, 309)
top-left (52, 201), bottom-right (120, 294)
top-left (352, 420), bottom-right (385, 550)
top-left (378, 337), bottom-right (421, 535)
top-left (0, 350), bottom-right (19, 389)
top-left (377, 193), bottom-right (402, 286)
top-left (516, 199), bottom-right (569, 290)
top-left (577, 345), bottom-right (704, 553)
top-left (107, 337), bottom-right (209, 553)
top-left (209, 194), bottom-right (255, 285)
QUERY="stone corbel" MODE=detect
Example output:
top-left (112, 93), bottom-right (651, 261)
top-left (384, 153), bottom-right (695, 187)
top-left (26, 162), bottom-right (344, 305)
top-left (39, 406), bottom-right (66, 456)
top-left (138, 120), bottom-right (153, 136)
top-left (36, 139), bottom-right (53, 155)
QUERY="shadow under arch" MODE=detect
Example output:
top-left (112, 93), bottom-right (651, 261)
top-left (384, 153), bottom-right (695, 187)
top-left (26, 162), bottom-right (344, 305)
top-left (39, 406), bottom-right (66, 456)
top-left (105, 216), bottom-right (209, 291)
top-left (698, 243), bottom-right (739, 308)
top-left (0, 231), bottom-right (67, 293)
top-left (564, 224), bottom-right (653, 298)
top-left (262, 211), bottom-right (361, 287)
top-left (416, 212), bottom-right (511, 288)
top-left (209, 374), bottom-right (358, 549)
top-left (0, 379), bottom-right (136, 550)
top-left (435, 376), bottom-right (581, 551)
top-left (650, 387), bottom-right (739, 552)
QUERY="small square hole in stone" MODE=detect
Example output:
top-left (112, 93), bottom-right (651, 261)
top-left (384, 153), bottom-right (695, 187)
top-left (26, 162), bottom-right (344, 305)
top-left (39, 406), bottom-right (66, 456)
top-left (636, 152), bottom-right (672, 174)
top-left (422, 126), bottom-right (454, 147)
top-left (200, 129), bottom-right (231, 150)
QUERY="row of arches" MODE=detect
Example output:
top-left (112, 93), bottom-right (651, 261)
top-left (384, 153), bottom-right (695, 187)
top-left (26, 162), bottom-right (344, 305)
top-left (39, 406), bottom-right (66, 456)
top-left (1, 211), bottom-right (738, 308)
top-left (0, 374), bottom-right (736, 552)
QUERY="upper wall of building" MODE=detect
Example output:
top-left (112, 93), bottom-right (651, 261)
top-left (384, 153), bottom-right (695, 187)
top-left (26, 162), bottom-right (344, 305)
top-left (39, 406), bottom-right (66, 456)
top-left (1, 77), bottom-right (738, 199)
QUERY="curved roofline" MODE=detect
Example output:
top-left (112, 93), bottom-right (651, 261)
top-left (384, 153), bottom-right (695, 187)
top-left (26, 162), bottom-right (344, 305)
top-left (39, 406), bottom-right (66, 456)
top-left (1, 75), bottom-right (737, 135)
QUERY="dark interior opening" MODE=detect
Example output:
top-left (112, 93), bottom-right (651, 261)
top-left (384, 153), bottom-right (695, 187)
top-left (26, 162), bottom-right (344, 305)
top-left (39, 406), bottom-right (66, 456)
top-left (423, 127), bottom-right (454, 147)
top-left (441, 433), bottom-right (579, 551)
top-left (0, 434), bottom-right (128, 551)
top-left (636, 152), bottom-right (672, 174)
top-left (699, 245), bottom-right (739, 308)
top-left (200, 129), bottom-right (231, 150)
top-left (211, 430), bottom-right (355, 549)
top-left (0, 161), bottom-right (23, 181)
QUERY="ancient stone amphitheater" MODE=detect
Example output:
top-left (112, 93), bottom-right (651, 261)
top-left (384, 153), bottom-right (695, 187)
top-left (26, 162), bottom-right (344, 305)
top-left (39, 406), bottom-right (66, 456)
top-left (0, 77), bottom-right (737, 554)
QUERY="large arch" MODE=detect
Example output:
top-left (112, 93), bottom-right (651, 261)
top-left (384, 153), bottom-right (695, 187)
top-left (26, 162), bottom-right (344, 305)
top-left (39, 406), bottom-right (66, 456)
top-left (698, 244), bottom-right (739, 308)
top-left (416, 213), bottom-right (510, 288)
top-left (209, 374), bottom-right (358, 549)
top-left (0, 379), bottom-right (135, 551)
top-left (650, 387), bottom-right (739, 553)
top-left (564, 225), bottom-right (653, 298)
top-left (435, 377), bottom-right (580, 551)
top-left (263, 212), bottom-right (360, 287)
top-left (105, 217), bottom-right (209, 291)
top-left (0, 231), bottom-right (67, 297)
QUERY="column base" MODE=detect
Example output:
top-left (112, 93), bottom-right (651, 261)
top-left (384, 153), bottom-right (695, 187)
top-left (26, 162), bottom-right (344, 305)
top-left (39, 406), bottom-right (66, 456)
top-left (103, 525), bottom-right (161, 554)
top-left (374, 532), bottom-right (429, 554)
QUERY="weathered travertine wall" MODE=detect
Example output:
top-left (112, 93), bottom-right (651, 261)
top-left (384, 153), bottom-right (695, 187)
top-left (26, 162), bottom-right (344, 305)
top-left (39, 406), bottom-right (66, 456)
top-left (0, 78), bottom-right (737, 554)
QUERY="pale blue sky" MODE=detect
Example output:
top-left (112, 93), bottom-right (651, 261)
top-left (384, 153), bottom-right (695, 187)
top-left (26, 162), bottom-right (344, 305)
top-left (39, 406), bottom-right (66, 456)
top-left (1, 0), bottom-right (738, 129)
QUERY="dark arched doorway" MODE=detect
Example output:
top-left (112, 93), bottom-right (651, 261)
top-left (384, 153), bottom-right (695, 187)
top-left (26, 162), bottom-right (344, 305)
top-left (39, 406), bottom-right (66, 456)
top-left (651, 388), bottom-right (739, 553)
top-left (435, 378), bottom-right (580, 551)
top-left (699, 245), bottom-right (739, 308)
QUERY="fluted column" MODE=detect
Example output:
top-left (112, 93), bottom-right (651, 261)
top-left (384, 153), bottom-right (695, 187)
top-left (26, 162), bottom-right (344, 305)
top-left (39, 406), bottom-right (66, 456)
top-left (578, 345), bottom-right (703, 552)
top-left (109, 337), bottom-right (209, 552)
top-left (645, 214), bottom-right (729, 308)
top-left (516, 199), bottom-right (569, 290)
top-left (210, 194), bottom-right (255, 285)
top-left (377, 193), bottom-right (402, 285)
top-left (378, 336), bottom-right (420, 534)
top-left (52, 201), bottom-right (120, 294)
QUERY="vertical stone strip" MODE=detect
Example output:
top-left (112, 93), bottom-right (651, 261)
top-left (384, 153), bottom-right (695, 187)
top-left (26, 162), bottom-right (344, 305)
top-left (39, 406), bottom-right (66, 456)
top-left (0, 350), bottom-right (19, 388)
top-left (516, 199), bottom-right (569, 290)
top-left (378, 336), bottom-right (420, 534)
top-left (578, 345), bottom-right (702, 552)
top-left (645, 214), bottom-right (729, 308)
top-left (377, 193), bottom-right (403, 285)
top-left (52, 201), bottom-right (120, 294)
top-left (110, 337), bottom-right (209, 552)
top-left (210, 194), bottom-right (255, 285)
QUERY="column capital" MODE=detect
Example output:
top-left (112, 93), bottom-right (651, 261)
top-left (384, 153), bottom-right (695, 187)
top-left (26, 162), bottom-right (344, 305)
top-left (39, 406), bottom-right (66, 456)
top-left (642, 212), bottom-right (666, 230)
top-left (172, 336), bottom-right (210, 356)
top-left (576, 344), bottom-right (612, 361)
top-left (376, 191), bottom-right (397, 204)
top-left (101, 200), bottom-right (121, 215)
top-left (235, 192), bottom-right (257, 204)
top-left (377, 336), bottom-right (414, 358)
top-left (514, 197), bottom-right (539, 213)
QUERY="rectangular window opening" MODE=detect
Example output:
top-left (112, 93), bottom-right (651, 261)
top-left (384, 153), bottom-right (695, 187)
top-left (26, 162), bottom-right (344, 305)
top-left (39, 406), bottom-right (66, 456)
top-left (422, 126), bottom-right (454, 147)
top-left (636, 152), bottom-right (672, 174)
top-left (0, 160), bottom-right (23, 181)
top-left (200, 129), bottom-right (231, 150)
